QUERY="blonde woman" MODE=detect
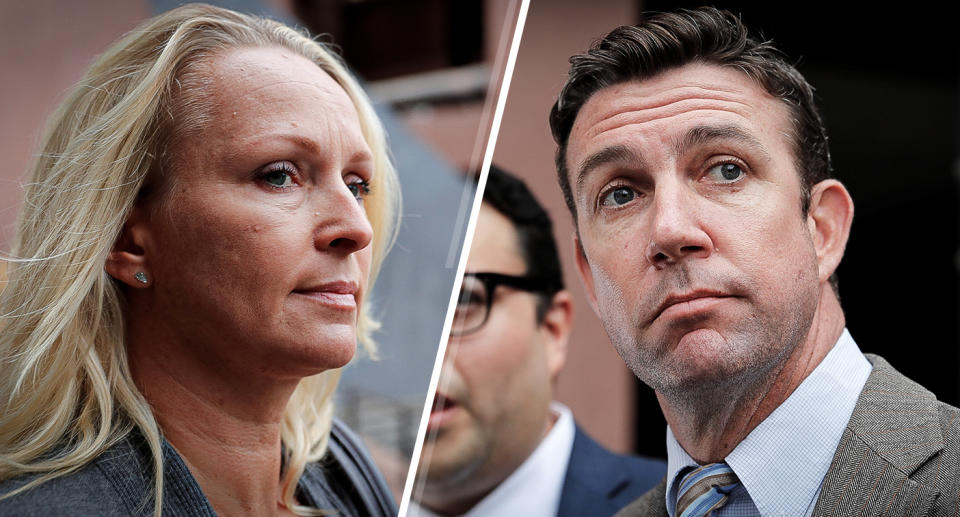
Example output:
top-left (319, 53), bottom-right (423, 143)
top-left (0, 4), bottom-right (400, 516)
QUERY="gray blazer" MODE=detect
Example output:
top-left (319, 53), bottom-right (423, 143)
top-left (0, 419), bottom-right (396, 517)
top-left (615, 354), bottom-right (960, 516)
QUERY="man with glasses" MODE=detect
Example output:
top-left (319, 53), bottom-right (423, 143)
top-left (411, 166), bottom-right (664, 517)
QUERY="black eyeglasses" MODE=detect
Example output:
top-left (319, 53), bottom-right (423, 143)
top-left (449, 272), bottom-right (558, 336)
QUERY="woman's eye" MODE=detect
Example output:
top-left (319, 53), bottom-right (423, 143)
top-left (347, 180), bottom-right (371, 202)
top-left (263, 171), bottom-right (292, 187)
top-left (258, 162), bottom-right (297, 189)
top-left (707, 162), bottom-right (745, 183)
top-left (600, 186), bottom-right (637, 208)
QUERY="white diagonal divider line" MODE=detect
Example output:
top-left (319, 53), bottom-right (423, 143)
top-left (398, 0), bottom-right (531, 514)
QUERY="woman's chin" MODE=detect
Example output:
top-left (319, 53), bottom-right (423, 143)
top-left (286, 327), bottom-right (358, 373)
top-left (323, 339), bottom-right (357, 370)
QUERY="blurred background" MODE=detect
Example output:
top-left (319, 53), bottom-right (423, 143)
top-left (4, 0), bottom-right (957, 499)
top-left (493, 0), bottom-right (959, 461)
top-left (0, 0), bottom-right (522, 499)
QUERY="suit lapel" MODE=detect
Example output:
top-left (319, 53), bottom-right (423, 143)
top-left (812, 354), bottom-right (943, 517)
top-left (613, 478), bottom-right (668, 517)
top-left (557, 426), bottom-right (629, 517)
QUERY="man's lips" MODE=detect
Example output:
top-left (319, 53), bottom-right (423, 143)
top-left (427, 393), bottom-right (459, 430)
top-left (654, 290), bottom-right (733, 321)
top-left (293, 281), bottom-right (358, 310)
top-left (431, 393), bottom-right (457, 412)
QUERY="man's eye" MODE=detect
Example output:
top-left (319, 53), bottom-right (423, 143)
top-left (707, 162), bottom-right (744, 183)
top-left (600, 186), bottom-right (637, 207)
top-left (457, 287), bottom-right (486, 308)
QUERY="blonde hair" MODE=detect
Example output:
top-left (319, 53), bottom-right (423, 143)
top-left (0, 4), bottom-right (399, 515)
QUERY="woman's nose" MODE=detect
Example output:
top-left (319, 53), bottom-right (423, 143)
top-left (313, 185), bottom-right (374, 254)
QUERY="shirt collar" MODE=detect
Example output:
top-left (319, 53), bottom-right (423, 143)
top-left (664, 426), bottom-right (697, 516)
top-left (665, 329), bottom-right (872, 517)
top-left (411, 402), bottom-right (576, 517)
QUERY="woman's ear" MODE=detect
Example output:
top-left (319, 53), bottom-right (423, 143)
top-left (806, 179), bottom-right (854, 283)
top-left (105, 205), bottom-right (153, 288)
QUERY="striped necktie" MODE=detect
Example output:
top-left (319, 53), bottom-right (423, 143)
top-left (675, 463), bottom-right (740, 517)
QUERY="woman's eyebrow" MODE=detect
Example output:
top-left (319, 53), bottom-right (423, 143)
top-left (234, 133), bottom-right (374, 166)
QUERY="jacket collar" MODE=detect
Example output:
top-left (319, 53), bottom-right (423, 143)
top-left (811, 354), bottom-right (943, 516)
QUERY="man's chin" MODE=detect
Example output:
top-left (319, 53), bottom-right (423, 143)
top-left (631, 329), bottom-right (756, 393)
top-left (417, 433), bottom-right (486, 485)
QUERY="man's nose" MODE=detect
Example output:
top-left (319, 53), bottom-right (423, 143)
top-left (313, 185), bottom-right (374, 254)
top-left (645, 181), bottom-right (712, 268)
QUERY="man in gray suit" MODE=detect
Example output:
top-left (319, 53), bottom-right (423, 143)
top-left (548, 7), bottom-right (960, 516)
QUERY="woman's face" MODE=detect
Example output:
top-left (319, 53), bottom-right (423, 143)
top-left (139, 47), bottom-right (374, 380)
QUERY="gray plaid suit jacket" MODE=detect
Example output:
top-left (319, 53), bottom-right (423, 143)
top-left (615, 354), bottom-right (960, 517)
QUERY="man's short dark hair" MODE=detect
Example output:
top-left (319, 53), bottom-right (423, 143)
top-left (483, 165), bottom-right (564, 321)
top-left (549, 6), bottom-right (832, 223)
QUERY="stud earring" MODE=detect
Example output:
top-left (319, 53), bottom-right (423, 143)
top-left (134, 272), bottom-right (148, 284)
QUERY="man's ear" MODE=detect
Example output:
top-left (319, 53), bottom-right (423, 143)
top-left (806, 179), bottom-right (854, 283)
top-left (539, 290), bottom-right (573, 382)
top-left (104, 205), bottom-right (153, 288)
top-left (572, 232), bottom-right (600, 317)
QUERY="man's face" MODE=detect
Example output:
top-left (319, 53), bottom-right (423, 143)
top-left (567, 62), bottom-right (822, 395)
top-left (419, 203), bottom-right (565, 491)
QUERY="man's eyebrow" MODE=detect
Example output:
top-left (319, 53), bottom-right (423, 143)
top-left (575, 145), bottom-right (646, 192)
top-left (675, 124), bottom-right (772, 162)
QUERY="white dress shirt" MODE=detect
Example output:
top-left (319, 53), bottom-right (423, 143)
top-left (409, 402), bottom-right (575, 517)
top-left (665, 329), bottom-right (873, 517)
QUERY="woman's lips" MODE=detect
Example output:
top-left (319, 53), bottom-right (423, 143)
top-left (294, 281), bottom-right (358, 310)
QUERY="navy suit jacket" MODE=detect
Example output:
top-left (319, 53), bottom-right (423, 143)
top-left (557, 424), bottom-right (665, 517)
